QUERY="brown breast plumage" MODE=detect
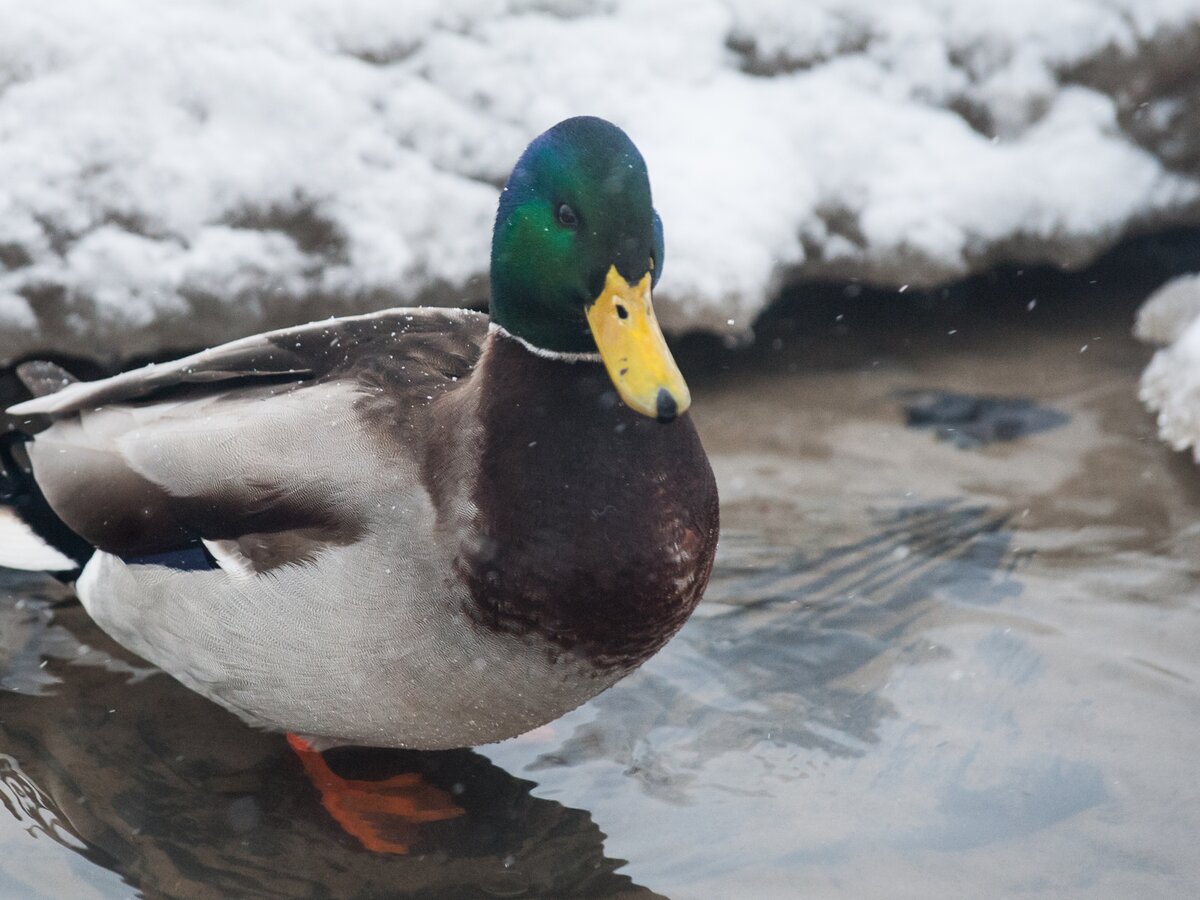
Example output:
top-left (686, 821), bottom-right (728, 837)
top-left (453, 333), bottom-right (719, 672)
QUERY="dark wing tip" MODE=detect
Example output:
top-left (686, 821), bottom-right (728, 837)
top-left (15, 361), bottom-right (79, 399)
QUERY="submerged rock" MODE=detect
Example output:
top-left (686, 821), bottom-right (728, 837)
top-left (901, 390), bottom-right (1069, 449)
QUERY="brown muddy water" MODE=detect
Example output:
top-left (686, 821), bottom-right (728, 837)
top-left (2, 249), bottom-right (1200, 898)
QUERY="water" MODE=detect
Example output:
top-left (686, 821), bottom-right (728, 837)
top-left (2, 261), bottom-right (1200, 898)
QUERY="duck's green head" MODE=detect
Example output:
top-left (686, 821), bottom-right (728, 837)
top-left (490, 116), bottom-right (689, 421)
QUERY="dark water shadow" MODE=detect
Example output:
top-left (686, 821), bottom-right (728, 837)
top-left (674, 226), bottom-right (1200, 386)
top-left (0, 576), bottom-right (659, 900)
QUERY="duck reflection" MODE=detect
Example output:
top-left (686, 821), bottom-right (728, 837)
top-left (0, 573), bottom-right (660, 899)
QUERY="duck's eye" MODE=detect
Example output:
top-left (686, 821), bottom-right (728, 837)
top-left (556, 203), bottom-right (579, 228)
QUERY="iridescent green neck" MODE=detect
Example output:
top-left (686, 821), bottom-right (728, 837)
top-left (489, 189), bottom-right (597, 353)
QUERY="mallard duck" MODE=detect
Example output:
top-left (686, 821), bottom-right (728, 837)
top-left (0, 116), bottom-right (719, 750)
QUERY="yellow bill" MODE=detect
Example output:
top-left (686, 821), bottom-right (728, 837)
top-left (585, 266), bottom-right (691, 422)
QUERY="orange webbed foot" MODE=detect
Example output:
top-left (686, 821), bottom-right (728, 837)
top-left (288, 733), bottom-right (465, 854)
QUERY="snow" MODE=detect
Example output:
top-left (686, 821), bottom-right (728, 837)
top-left (3, 0), bottom-right (1200, 359)
top-left (1137, 274), bottom-right (1200, 459)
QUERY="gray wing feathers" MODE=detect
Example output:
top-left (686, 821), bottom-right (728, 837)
top-left (10, 338), bottom-right (310, 416)
top-left (28, 384), bottom-right (369, 565)
top-left (13, 306), bottom-right (488, 572)
top-left (8, 306), bottom-right (487, 417)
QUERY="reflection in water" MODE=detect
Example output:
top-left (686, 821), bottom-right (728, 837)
top-left (0, 583), bottom-right (660, 899)
top-left (0, 752), bottom-right (87, 850)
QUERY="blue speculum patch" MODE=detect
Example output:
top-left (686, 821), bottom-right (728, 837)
top-left (122, 544), bottom-right (218, 571)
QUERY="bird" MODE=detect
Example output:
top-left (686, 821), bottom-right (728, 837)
top-left (0, 115), bottom-right (720, 754)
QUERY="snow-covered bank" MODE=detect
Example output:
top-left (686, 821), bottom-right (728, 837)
top-left (3, 0), bottom-right (1200, 360)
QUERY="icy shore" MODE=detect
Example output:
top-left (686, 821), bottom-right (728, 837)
top-left (3, 0), bottom-right (1200, 359)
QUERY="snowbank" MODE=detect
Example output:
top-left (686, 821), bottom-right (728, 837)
top-left (3, 0), bottom-right (1200, 360)
top-left (1137, 274), bottom-right (1200, 459)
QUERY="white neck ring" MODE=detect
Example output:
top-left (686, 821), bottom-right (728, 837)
top-left (488, 322), bottom-right (603, 363)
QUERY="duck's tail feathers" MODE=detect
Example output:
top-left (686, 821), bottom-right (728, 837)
top-left (0, 432), bottom-right (92, 574)
top-left (0, 506), bottom-right (80, 571)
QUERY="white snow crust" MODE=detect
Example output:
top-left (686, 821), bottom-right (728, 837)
top-left (3, 0), bottom-right (1200, 358)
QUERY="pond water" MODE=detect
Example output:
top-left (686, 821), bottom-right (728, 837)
top-left (2, 254), bottom-right (1200, 898)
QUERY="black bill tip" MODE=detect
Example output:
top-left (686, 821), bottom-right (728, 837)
top-left (655, 388), bottom-right (678, 424)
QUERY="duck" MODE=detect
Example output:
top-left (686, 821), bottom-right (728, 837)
top-left (0, 116), bottom-right (720, 751)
